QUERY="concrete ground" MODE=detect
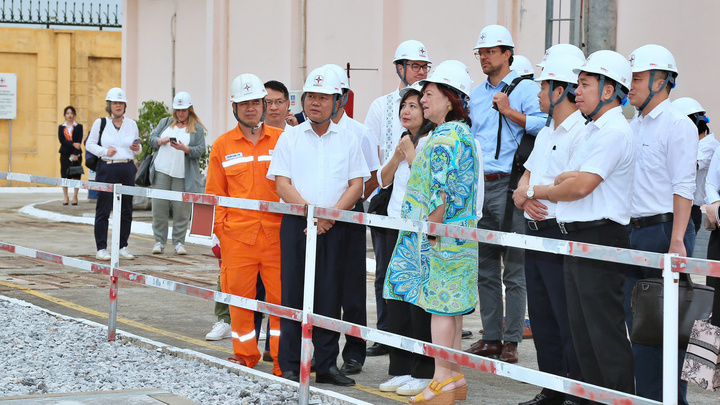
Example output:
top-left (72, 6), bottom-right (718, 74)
top-left (0, 189), bottom-right (717, 404)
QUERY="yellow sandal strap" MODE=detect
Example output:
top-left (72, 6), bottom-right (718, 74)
top-left (428, 377), bottom-right (456, 395)
top-left (452, 373), bottom-right (465, 382)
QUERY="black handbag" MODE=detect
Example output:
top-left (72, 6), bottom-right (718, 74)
top-left (630, 277), bottom-right (715, 348)
top-left (368, 184), bottom-right (393, 216)
top-left (66, 165), bottom-right (84, 177)
top-left (135, 152), bottom-right (153, 187)
top-left (85, 118), bottom-right (107, 171)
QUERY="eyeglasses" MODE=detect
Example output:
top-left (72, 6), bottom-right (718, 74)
top-left (265, 99), bottom-right (287, 107)
top-left (474, 49), bottom-right (498, 60)
top-left (409, 63), bottom-right (430, 72)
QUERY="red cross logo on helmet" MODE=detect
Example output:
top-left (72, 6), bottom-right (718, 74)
top-left (419, 47), bottom-right (426, 56)
top-left (177, 100), bottom-right (183, 106)
top-left (314, 75), bottom-right (324, 86)
top-left (244, 83), bottom-right (252, 92)
top-left (480, 34), bottom-right (486, 41)
top-left (0, 78), bottom-right (4, 84)
top-left (629, 54), bottom-right (635, 66)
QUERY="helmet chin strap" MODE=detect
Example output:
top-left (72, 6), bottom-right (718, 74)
top-left (636, 70), bottom-right (674, 113)
top-left (395, 61), bottom-right (410, 87)
top-left (545, 81), bottom-right (575, 127)
top-left (233, 102), bottom-right (266, 135)
top-left (302, 93), bottom-right (341, 127)
top-left (584, 75), bottom-right (627, 124)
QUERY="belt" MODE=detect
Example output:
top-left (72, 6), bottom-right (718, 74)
top-left (102, 159), bottom-right (131, 164)
top-left (558, 219), bottom-right (614, 235)
top-left (527, 218), bottom-right (558, 231)
top-left (484, 172), bottom-right (511, 181)
top-left (629, 213), bottom-right (673, 228)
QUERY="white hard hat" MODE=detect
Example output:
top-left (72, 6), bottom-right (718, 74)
top-left (473, 24), bottom-right (514, 50)
top-left (672, 97), bottom-right (706, 116)
top-left (574, 50), bottom-right (631, 91)
top-left (393, 40), bottom-right (432, 64)
top-left (106, 87), bottom-right (127, 103)
top-left (511, 55), bottom-right (535, 77)
top-left (302, 66), bottom-right (343, 96)
top-left (230, 74), bottom-right (267, 103)
top-left (535, 55), bottom-right (585, 85)
top-left (420, 60), bottom-right (473, 99)
top-left (399, 81), bottom-right (424, 98)
top-left (629, 44), bottom-right (678, 74)
top-left (537, 43), bottom-right (585, 68)
top-left (172, 91), bottom-right (193, 109)
top-left (322, 64), bottom-right (350, 90)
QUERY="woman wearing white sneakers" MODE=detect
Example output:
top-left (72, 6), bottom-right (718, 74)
top-left (147, 91), bottom-right (207, 255)
top-left (86, 88), bottom-right (141, 261)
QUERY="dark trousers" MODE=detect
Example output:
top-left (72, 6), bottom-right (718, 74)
top-left (691, 205), bottom-right (702, 234)
top-left (341, 200), bottom-right (367, 364)
top-left (563, 221), bottom-right (635, 395)
top-left (254, 277), bottom-right (270, 351)
top-left (707, 229), bottom-right (720, 327)
top-left (94, 160), bottom-right (136, 250)
top-left (279, 214), bottom-right (344, 375)
top-left (370, 226), bottom-right (396, 332)
top-left (387, 299), bottom-right (434, 378)
top-left (525, 225), bottom-right (583, 402)
top-left (625, 220), bottom-right (695, 405)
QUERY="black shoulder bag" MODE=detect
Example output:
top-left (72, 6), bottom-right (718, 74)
top-left (84, 118), bottom-right (107, 171)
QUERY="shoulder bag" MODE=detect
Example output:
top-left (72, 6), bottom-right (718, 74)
top-left (84, 118), bottom-right (107, 171)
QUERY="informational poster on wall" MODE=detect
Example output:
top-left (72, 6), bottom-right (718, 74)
top-left (0, 73), bottom-right (18, 120)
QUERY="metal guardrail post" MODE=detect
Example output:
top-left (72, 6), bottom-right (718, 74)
top-left (662, 253), bottom-right (680, 405)
top-left (298, 205), bottom-right (318, 405)
top-left (108, 184), bottom-right (121, 341)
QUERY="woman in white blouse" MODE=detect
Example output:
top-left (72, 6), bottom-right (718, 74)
top-left (85, 88), bottom-right (141, 261)
top-left (147, 92), bottom-right (207, 255)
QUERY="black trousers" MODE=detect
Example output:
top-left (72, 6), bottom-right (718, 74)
top-left (691, 205), bottom-right (702, 234)
top-left (279, 214), bottom-right (345, 375)
top-left (341, 200), bottom-right (368, 364)
top-left (387, 298), bottom-right (434, 378)
top-left (94, 160), bottom-right (135, 250)
top-left (525, 225), bottom-right (583, 402)
top-left (563, 221), bottom-right (635, 395)
top-left (370, 226), bottom-right (396, 332)
top-left (706, 229), bottom-right (720, 327)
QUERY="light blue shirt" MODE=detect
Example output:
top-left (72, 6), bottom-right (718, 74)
top-left (470, 70), bottom-right (546, 173)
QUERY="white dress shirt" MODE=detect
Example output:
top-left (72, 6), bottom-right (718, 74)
top-left (556, 106), bottom-right (636, 225)
top-left (695, 133), bottom-right (720, 206)
top-left (524, 110), bottom-right (586, 220)
top-left (338, 113), bottom-right (381, 172)
top-left (363, 89), bottom-right (403, 164)
top-left (378, 135), bottom-right (430, 218)
top-left (267, 120), bottom-right (370, 208)
top-left (705, 147), bottom-right (720, 204)
top-left (86, 117), bottom-right (141, 160)
top-left (629, 99), bottom-right (698, 217)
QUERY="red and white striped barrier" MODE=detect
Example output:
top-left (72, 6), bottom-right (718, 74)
top-left (6, 171), bottom-right (716, 405)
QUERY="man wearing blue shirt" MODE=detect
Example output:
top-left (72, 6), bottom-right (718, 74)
top-left (465, 24), bottom-right (546, 363)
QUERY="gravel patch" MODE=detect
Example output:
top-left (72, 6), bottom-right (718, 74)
top-left (0, 298), bottom-right (341, 405)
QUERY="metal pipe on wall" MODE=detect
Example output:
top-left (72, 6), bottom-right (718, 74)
top-left (171, 12), bottom-right (176, 99)
top-left (300, 0), bottom-right (307, 80)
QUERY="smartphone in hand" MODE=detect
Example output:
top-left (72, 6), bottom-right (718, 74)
top-left (169, 137), bottom-right (177, 143)
top-left (132, 138), bottom-right (142, 144)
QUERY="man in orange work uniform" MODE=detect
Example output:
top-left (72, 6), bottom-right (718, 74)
top-left (205, 73), bottom-right (283, 375)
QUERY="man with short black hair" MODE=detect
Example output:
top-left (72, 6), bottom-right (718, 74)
top-left (264, 80), bottom-right (291, 130)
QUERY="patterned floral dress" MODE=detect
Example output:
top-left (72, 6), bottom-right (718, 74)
top-left (383, 120), bottom-right (479, 315)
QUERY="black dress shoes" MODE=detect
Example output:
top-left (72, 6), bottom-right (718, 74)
top-left (315, 365), bottom-right (355, 386)
top-left (339, 358), bottom-right (363, 375)
top-left (518, 393), bottom-right (565, 405)
top-left (282, 371), bottom-right (300, 383)
top-left (366, 342), bottom-right (389, 356)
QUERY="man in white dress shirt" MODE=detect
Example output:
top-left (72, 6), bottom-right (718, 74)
top-left (623, 44), bottom-right (697, 405)
top-left (512, 55), bottom-right (586, 405)
top-left (363, 39), bottom-right (431, 356)
top-left (527, 50), bottom-right (636, 395)
top-left (268, 66), bottom-right (369, 386)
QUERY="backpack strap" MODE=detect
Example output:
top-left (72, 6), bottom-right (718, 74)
top-left (98, 118), bottom-right (107, 147)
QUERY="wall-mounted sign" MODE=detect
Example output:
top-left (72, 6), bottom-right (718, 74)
top-left (0, 73), bottom-right (17, 120)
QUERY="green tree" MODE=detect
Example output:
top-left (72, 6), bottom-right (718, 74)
top-left (136, 100), bottom-right (171, 161)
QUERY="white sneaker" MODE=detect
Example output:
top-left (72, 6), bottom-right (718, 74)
top-left (96, 249), bottom-right (111, 261)
top-left (258, 329), bottom-right (267, 341)
top-left (396, 378), bottom-right (432, 396)
top-left (379, 375), bottom-right (413, 392)
top-left (205, 320), bottom-right (232, 341)
top-left (118, 247), bottom-right (135, 260)
top-left (152, 242), bottom-right (164, 254)
top-left (175, 243), bottom-right (187, 255)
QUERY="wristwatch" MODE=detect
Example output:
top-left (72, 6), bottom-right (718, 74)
top-left (526, 185), bottom-right (535, 200)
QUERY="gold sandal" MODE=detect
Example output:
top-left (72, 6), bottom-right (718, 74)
top-left (452, 374), bottom-right (467, 401)
top-left (408, 377), bottom-right (456, 405)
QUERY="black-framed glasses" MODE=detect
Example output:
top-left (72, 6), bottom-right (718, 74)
top-left (409, 63), bottom-right (430, 72)
top-left (474, 49), bottom-right (498, 60)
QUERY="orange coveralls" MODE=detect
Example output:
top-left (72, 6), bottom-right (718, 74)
top-left (205, 124), bottom-right (283, 375)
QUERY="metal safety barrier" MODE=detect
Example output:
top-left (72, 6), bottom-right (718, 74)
top-left (3, 171), bottom-right (720, 405)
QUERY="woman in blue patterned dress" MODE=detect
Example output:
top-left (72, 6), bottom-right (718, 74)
top-left (384, 60), bottom-right (480, 404)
